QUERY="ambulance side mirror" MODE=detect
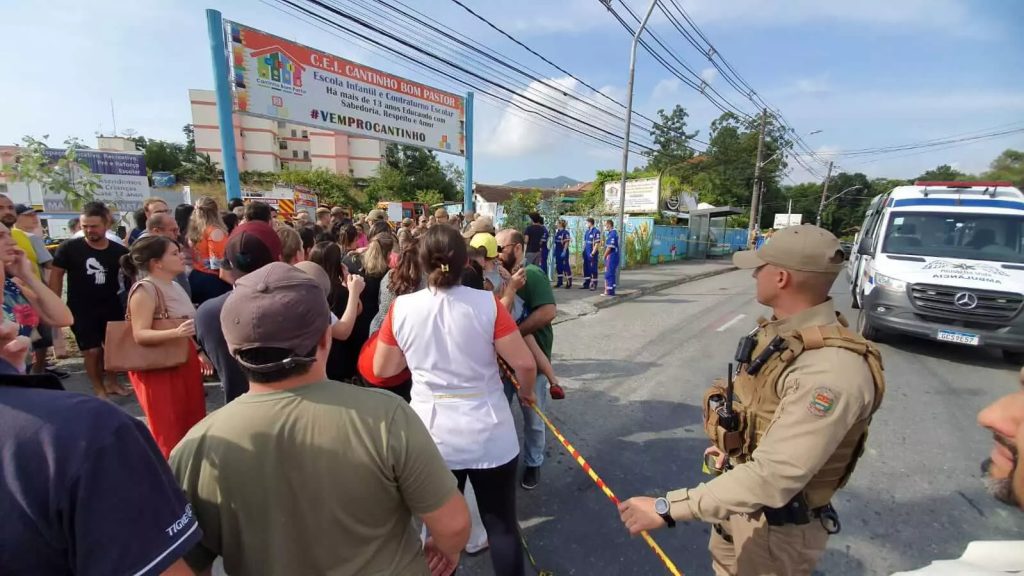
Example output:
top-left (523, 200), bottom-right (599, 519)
top-left (857, 237), bottom-right (874, 257)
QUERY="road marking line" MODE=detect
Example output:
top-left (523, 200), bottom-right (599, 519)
top-left (716, 313), bottom-right (747, 332)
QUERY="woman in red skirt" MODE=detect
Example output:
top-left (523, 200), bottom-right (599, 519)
top-left (121, 236), bottom-right (207, 458)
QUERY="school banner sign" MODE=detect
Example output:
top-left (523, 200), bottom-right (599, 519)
top-left (604, 177), bottom-right (661, 214)
top-left (225, 20), bottom-right (466, 155)
top-left (41, 149), bottom-right (149, 213)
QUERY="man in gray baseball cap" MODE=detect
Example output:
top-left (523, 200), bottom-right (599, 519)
top-left (732, 223), bottom-right (846, 276)
top-left (169, 262), bottom-right (470, 576)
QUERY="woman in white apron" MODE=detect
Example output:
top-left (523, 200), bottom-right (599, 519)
top-left (374, 225), bottom-right (538, 576)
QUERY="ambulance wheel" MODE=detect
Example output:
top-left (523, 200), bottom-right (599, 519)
top-left (857, 310), bottom-right (881, 341)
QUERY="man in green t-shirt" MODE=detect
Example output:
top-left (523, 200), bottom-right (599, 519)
top-left (496, 228), bottom-right (558, 490)
top-left (170, 263), bottom-right (470, 576)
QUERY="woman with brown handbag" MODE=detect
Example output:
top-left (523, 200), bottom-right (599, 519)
top-left (120, 236), bottom-right (206, 458)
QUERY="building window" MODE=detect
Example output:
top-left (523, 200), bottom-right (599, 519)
top-left (301, 130), bottom-right (308, 138)
top-left (278, 121), bottom-right (287, 129)
top-left (292, 150), bottom-right (298, 158)
top-left (291, 129), bottom-right (297, 137)
top-left (279, 140), bottom-right (288, 150)
top-left (303, 150), bottom-right (310, 160)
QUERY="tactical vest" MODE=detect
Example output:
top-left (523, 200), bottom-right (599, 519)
top-left (703, 313), bottom-right (886, 509)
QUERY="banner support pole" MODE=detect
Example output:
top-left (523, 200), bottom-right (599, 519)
top-left (206, 9), bottom-right (242, 202)
top-left (463, 91), bottom-right (474, 215)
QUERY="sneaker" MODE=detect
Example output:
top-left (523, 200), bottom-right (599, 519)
top-left (549, 383), bottom-right (565, 400)
top-left (45, 366), bottom-right (70, 380)
top-left (521, 466), bottom-right (540, 490)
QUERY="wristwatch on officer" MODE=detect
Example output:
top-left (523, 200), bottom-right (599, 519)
top-left (654, 497), bottom-right (676, 528)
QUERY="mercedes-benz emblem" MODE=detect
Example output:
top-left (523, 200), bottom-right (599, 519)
top-left (954, 292), bottom-right (979, 310)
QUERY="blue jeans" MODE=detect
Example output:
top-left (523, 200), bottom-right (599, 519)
top-left (505, 373), bottom-right (549, 468)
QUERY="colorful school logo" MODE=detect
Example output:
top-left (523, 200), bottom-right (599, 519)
top-left (807, 387), bottom-right (838, 418)
top-left (251, 46), bottom-right (306, 95)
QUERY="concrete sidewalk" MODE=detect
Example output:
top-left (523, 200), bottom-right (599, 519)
top-left (551, 258), bottom-right (738, 324)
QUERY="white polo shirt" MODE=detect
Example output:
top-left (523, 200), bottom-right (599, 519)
top-left (379, 285), bottom-right (519, 470)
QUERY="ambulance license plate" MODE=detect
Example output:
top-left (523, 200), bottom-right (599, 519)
top-left (937, 329), bottom-right (980, 346)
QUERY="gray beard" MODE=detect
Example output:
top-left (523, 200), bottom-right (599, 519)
top-left (982, 458), bottom-right (1020, 507)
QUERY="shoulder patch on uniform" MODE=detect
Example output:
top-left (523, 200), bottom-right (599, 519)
top-left (807, 387), bottom-right (838, 417)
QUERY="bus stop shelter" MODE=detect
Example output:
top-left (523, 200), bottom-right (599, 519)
top-left (687, 206), bottom-right (742, 259)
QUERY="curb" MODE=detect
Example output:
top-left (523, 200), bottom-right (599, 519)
top-left (553, 266), bottom-right (738, 324)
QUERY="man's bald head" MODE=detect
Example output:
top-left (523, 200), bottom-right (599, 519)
top-left (146, 212), bottom-right (179, 239)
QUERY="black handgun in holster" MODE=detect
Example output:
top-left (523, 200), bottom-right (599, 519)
top-left (763, 493), bottom-right (842, 534)
top-left (763, 492), bottom-right (812, 526)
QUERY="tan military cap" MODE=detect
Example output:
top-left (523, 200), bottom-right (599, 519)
top-left (733, 224), bottom-right (844, 274)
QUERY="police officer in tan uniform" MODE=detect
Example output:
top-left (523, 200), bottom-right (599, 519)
top-left (619, 224), bottom-right (885, 576)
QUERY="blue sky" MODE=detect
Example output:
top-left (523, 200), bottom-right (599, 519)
top-left (2, 0), bottom-right (1022, 185)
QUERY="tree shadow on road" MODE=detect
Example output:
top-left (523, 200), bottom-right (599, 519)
top-left (551, 358), bottom-right (660, 383)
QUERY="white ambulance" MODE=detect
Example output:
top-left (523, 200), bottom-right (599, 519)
top-left (849, 181), bottom-right (1024, 363)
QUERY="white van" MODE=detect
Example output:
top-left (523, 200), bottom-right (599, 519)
top-left (850, 181), bottom-right (1024, 363)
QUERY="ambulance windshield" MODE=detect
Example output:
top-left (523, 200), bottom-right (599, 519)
top-left (881, 212), bottom-right (1024, 264)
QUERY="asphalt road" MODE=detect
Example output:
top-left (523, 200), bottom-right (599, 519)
top-left (462, 268), bottom-right (1024, 576)
top-left (54, 268), bottom-right (1024, 575)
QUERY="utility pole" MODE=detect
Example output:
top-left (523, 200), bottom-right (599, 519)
top-left (756, 180), bottom-right (765, 227)
top-left (748, 108), bottom-right (768, 242)
top-left (611, 0), bottom-right (657, 286)
top-left (816, 160), bottom-right (834, 227)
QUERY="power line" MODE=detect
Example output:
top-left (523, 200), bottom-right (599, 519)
top-left (280, 0), bottom-right (656, 154)
top-left (609, 0), bottom-right (754, 120)
top-left (834, 125), bottom-right (1024, 157)
top-left (440, 0), bottom-right (709, 147)
top-left (339, 0), bottom-right (649, 145)
top-left (271, 0), bottom-right (653, 154)
top-left (261, 0), bottom-right (654, 157)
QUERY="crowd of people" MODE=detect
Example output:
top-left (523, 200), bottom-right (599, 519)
top-left (0, 195), bottom-right (577, 575)
top-left (3, 195), bottom-right (1019, 576)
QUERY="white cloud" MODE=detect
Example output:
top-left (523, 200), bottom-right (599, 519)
top-left (700, 67), bottom-right (719, 85)
top-left (479, 77), bottom-right (627, 158)
top-left (652, 78), bottom-right (683, 100)
top-left (791, 74), bottom-right (831, 95)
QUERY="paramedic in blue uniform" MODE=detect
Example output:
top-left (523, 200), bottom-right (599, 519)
top-left (581, 218), bottom-right (601, 290)
top-left (553, 219), bottom-right (572, 289)
top-left (603, 219), bottom-right (620, 296)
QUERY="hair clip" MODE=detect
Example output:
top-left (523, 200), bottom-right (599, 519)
top-left (440, 264), bottom-right (450, 272)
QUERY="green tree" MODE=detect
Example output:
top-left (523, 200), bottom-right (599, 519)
top-left (177, 152), bottom-right (221, 184)
top-left (370, 144), bottom-right (461, 201)
top-left (695, 112), bottom-right (792, 228)
top-left (644, 105), bottom-right (699, 173)
top-left (278, 167), bottom-right (359, 208)
top-left (182, 124), bottom-right (197, 163)
top-left (502, 189), bottom-right (542, 230)
top-left (8, 135), bottom-right (100, 209)
top-left (916, 164), bottom-right (972, 181)
top-left (239, 170), bottom-right (277, 188)
top-left (142, 140), bottom-right (185, 173)
top-left (982, 149), bottom-right (1024, 187)
top-left (414, 189), bottom-right (444, 208)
